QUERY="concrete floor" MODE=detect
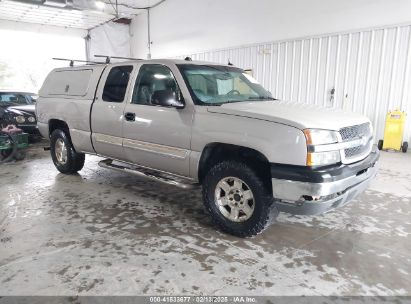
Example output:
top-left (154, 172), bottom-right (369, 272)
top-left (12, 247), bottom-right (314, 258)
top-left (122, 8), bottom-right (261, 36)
top-left (0, 141), bottom-right (410, 296)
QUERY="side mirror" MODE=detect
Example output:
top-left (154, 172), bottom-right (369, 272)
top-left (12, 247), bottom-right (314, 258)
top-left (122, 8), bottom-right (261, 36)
top-left (151, 90), bottom-right (184, 109)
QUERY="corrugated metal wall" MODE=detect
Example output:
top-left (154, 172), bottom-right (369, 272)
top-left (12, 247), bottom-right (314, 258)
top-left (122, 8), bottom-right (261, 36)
top-left (177, 24), bottom-right (411, 144)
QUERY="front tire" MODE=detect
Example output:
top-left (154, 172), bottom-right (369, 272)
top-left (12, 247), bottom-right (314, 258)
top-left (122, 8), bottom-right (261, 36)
top-left (50, 129), bottom-right (85, 174)
top-left (202, 160), bottom-right (277, 237)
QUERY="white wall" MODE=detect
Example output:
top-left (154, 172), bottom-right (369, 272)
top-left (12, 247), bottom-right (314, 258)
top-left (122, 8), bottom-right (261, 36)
top-left (87, 22), bottom-right (131, 61)
top-left (175, 25), bottom-right (411, 144)
top-left (130, 0), bottom-right (411, 145)
top-left (0, 20), bottom-right (87, 92)
top-left (0, 19), bottom-right (86, 37)
top-left (130, 0), bottom-right (411, 59)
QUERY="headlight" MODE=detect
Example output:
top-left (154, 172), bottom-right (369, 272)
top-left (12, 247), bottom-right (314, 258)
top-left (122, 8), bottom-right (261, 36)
top-left (15, 116), bottom-right (26, 124)
top-left (307, 151), bottom-right (341, 166)
top-left (304, 129), bottom-right (340, 166)
top-left (28, 116), bottom-right (36, 123)
top-left (304, 129), bottom-right (338, 145)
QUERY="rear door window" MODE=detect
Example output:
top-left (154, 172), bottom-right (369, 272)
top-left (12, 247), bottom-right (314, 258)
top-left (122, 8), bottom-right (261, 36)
top-left (103, 66), bottom-right (133, 103)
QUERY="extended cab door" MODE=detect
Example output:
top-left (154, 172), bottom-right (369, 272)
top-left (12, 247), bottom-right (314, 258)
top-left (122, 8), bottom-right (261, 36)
top-left (122, 63), bottom-right (193, 177)
top-left (91, 64), bottom-right (133, 160)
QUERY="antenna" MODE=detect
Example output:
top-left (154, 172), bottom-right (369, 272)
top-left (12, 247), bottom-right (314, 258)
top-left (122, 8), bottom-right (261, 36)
top-left (94, 55), bottom-right (144, 63)
top-left (53, 58), bottom-right (102, 67)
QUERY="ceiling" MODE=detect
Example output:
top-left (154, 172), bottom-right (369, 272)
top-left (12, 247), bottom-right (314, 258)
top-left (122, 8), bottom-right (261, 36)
top-left (0, 0), bottom-right (162, 30)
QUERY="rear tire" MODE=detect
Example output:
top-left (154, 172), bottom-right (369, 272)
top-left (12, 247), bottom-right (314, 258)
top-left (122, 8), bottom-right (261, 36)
top-left (50, 129), bottom-right (85, 174)
top-left (402, 142), bottom-right (408, 153)
top-left (378, 140), bottom-right (384, 150)
top-left (202, 160), bottom-right (277, 237)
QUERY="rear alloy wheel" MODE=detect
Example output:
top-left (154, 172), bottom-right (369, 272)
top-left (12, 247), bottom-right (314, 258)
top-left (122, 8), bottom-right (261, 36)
top-left (202, 160), bottom-right (278, 237)
top-left (50, 129), bottom-right (85, 174)
top-left (54, 138), bottom-right (68, 165)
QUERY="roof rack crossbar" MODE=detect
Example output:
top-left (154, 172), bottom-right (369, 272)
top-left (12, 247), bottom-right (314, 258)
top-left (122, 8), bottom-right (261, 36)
top-left (94, 55), bottom-right (144, 63)
top-left (53, 58), bottom-right (102, 67)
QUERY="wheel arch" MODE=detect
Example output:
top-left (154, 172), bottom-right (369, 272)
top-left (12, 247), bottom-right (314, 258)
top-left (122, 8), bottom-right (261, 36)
top-left (197, 142), bottom-right (272, 188)
top-left (48, 119), bottom-right (70, 138)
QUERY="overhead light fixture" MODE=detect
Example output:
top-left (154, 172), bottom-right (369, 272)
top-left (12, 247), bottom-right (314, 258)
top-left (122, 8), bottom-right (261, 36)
top-left (95, 1), bottom-right (105, 9)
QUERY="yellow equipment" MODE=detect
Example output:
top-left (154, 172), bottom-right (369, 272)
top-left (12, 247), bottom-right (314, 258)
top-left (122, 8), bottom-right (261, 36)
top-left (378, 109), bottom-right (408, 153)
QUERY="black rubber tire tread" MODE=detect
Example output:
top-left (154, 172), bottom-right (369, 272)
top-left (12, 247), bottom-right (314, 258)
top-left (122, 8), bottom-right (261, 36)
top-left (402, 142), bottom-right (408, 153)
top-left (202, 160), bottom-right (278, 238)
top-left (14, 150), bottom-right (26, 161)
top-left (377, 140), bottom-right (384, 151)
top-left (0, 133), bottom-right (17, 163)
top-left (50, 129), bottom-right (85, 174)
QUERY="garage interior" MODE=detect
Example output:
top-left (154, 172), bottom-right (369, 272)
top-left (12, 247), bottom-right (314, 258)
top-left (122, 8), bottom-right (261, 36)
top-left (1, 0), bottom-right (411, 298)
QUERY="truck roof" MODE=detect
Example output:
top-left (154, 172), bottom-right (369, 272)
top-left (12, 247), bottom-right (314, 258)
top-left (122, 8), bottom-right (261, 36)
top-left (54, 58), bottom-right (234, 70)
top-left (40, 58), bottom-right (239, 99)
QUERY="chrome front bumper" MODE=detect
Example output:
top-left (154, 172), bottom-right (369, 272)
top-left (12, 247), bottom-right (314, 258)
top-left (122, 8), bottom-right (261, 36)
top-left (272, 150), bottom-right (379, 215)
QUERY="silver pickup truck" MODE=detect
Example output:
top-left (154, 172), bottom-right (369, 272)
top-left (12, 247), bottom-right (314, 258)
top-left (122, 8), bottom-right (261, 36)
top-left (36, 59), bottom-right (379, 237)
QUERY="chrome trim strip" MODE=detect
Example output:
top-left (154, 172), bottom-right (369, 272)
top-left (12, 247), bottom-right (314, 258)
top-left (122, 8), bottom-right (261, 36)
top-left (309, 137), bottom-right (373, 152)
top-left (94, 133), bottom-right (123, 147)
top-left (93, 134), bottom-right (188, 159)
top-left (272, 162), bottom-right (378, 201)
top-left (123, 139), bottom-right (188, 159)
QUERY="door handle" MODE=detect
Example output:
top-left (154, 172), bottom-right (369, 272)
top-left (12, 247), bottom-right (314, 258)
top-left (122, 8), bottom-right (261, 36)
top-left (124, 112), bottom-right (135, 121)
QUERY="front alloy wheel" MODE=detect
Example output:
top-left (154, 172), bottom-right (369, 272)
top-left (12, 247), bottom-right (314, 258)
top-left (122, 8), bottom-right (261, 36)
top-left (202, 160), bottom-right (278, 237)
top-left (215, 177), bottom-right (255, 222)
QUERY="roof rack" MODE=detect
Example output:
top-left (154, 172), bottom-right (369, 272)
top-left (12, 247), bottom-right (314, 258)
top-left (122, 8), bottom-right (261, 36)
top-left (94, 55), bottom-right (144, 63)
top-left (52, 58), bottom-right (102, 67)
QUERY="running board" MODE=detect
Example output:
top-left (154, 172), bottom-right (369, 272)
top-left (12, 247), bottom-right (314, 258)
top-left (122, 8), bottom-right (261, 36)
top-left (98, 159), bottom-right (198, 190)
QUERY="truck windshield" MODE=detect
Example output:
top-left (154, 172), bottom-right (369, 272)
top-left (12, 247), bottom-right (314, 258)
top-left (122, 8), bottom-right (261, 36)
top-left (177, 64), bottom-right (273, 105)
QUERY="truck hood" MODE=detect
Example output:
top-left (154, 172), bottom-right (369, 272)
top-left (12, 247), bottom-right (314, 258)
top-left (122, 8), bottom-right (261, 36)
top-left (6, 104), bottom-right (35, 116)
top-left (207, 100), bottom-right (369, 130)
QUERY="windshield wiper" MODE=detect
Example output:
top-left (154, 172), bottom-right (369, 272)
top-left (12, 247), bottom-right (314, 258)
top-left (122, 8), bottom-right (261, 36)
top-left (205, 97), bottom-right (275, 106)
top-left (209, 100), bottom-right (244, 106)
top-left (248, 96), bottom-right (276, 101)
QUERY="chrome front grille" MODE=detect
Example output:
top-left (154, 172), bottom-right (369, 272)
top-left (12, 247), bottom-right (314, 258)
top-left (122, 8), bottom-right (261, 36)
top-left (339, 123), bottom-right (371, 141)
top-left (339, 123), bottom-right (372, 163)
top-left (344, 142), bottom-right (371, 158)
